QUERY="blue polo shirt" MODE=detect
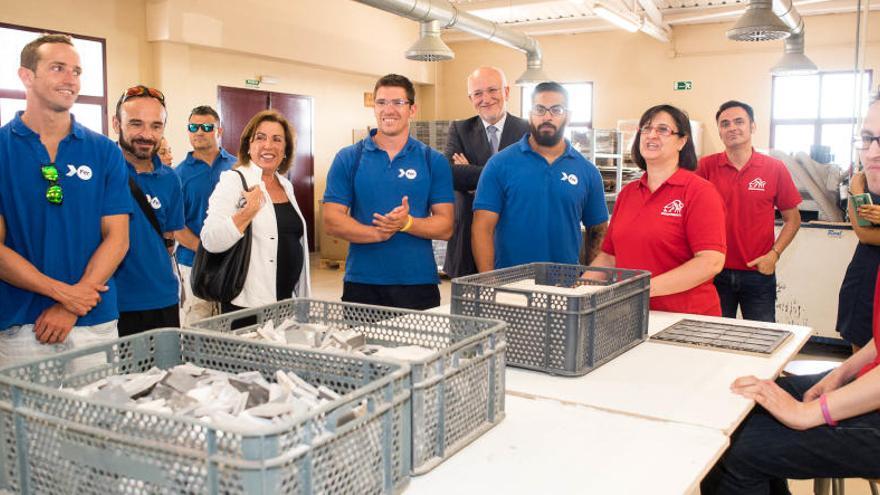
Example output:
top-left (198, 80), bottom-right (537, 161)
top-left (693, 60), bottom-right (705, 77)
top-left (116, 155), bottom-right (184, 312)
top-left (473, 134), bottom-right (608, 269)
top-left (0, 112), bottom-right (132, 329)
top-left (324, 130), bottom-right (454, 285)
top-left (173, 148), bottom-right (236, 266)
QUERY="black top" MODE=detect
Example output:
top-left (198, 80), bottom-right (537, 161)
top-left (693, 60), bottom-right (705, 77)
top-left (273, 201), bottom-right (304, 301)
top-left (836, 190), bottom-right (880, 347)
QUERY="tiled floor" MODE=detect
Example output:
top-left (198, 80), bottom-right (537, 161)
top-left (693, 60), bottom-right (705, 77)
top-left (308, 254), bottom-right (874, 495)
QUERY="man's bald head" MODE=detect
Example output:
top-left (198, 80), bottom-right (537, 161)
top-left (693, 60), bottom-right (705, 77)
top-left (466, 66), bottom-right (510, 125)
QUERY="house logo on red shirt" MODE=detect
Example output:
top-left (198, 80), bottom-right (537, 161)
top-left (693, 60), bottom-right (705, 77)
top-left (748, 177), bottom-right (767, 191)
top-left (661, 199), bottom-right (684, 217)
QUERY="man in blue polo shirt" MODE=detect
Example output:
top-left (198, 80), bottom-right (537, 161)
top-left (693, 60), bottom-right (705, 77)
top-left (113, 85), bottom-right (184, 335)
top-left (173, 105), bottom-right (236, 324)
top-left (323, 73), bottom-right (453, 310)
top-left (0, 34), bottom-right (130, 370)
top-left (472, 81), bottom-right (608, 271)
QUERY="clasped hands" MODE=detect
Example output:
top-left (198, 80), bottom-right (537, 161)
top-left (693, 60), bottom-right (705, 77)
top-left (35, 280), bottom-right (108, 344)
top-left (372, 196), bottom-right (411, 242)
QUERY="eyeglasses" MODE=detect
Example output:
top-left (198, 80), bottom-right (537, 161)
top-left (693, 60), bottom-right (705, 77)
top-left (855, 134), bottom-right (880, 150)
top-left (117, 85), bottom-right (165, 108)
top-left (469, 87), bottom-right (502, 99)
top-left (188, 123), bottom-right (216, 133)
top-left (531, 105), bottom-right (566, 117)
top-left (374, 99), bottom-right (411, 109)
top-left (640, 124), bottom-right (681, 137)
top-left (41, 164), bottom-right (62, 205)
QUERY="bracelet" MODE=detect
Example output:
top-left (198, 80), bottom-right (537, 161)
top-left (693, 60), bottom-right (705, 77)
top-left (770, 246), bottom-right (781, 258)
top-left (819, 393), bottom-right (838, 427)
top-left (399, 215), bottom-right (414, 233)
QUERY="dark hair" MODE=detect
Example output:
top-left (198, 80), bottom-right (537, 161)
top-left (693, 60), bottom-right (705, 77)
top-left (237, 110), bottom-right (296, 174)
top-left (374, 74), bottom-right (415, 104)
top-left (189, 105), bottom-right (220, 122)
top-left (532, 81), bottom-right (569, 107)
top-left (20, 33), bottom-right (74, 71)
top-left (631, 104), bottom-right (697, 171)
top-left (715, 100), bottom-right (755, 122)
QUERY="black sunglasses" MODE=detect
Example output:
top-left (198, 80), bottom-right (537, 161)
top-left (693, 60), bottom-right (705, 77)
top-left (188, 123), bottom-right (216, 133)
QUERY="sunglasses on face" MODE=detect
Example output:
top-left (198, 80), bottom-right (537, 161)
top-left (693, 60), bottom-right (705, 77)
top-left (41, 164), bottom-right (62, 205)
top-left (188, 123), bottom-right (216, 133)
top-left (117, 85), bottom-right (165, 108)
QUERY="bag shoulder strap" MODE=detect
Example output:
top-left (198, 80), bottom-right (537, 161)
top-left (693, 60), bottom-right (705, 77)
top-left (128, 176), bottom-right (163, 239)
top-left (233, 169), bottom-right (249, 190)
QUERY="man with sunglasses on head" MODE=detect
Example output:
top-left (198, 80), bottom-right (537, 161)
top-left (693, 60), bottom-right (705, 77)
top-left (472, 81), bottom-right (608, 272)
top-left (173, 105), bottom-right (236, 324)
top-left (323, 74), bottom-right (453, 310)
top-left (697, 100), bottom-right (801, 323)
top-left (0, 34), bottom-right (131, 369)
top-left (443, 66), bottom-right (529, 278)
top-left (113, 85), bottom-right (184, 335)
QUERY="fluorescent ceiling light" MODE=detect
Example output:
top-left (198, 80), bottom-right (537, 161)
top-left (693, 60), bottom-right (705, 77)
top-left (593, 5), bottom-right (641, 33)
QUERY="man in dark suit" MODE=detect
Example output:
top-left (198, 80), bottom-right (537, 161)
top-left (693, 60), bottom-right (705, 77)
top-left (443, 66), bottom-right (529, 277)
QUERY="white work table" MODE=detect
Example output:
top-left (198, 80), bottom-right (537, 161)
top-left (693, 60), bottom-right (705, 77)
top-left (407, 394), bottom-right (729, 495)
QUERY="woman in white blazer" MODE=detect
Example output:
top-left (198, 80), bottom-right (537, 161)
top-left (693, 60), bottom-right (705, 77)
top-left (201, 110), bottom-right (311, 318)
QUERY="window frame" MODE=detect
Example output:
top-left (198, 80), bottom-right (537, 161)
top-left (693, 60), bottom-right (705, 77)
top-left (0, 22), bottom-right (108, 135)
top-left (521, 81), bottom-right (594, 132)
top-left (769, 69), bottom-right (873, 167)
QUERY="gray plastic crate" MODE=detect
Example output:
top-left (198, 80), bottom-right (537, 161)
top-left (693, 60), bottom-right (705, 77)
top-left (451, 263), bottom-right (650, 376)
top-left (0, 329), bottom-right (410, 494)
top-left (189, 298), bottom-right (507, 475)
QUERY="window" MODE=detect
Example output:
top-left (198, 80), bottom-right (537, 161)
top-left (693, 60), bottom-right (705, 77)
top-left (521, 82), bottom-right (593, 140)
top-left (770, 71), bottom-right (872, 169)
top-left (0, 23), bottom-right (107, 134)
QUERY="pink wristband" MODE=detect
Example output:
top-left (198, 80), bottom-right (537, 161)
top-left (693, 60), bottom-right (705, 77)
top-left (819, 394), bottom-right (838, 427)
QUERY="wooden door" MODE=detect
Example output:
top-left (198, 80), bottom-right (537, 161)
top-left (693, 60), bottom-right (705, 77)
top-left (216, 86), bottom-right (316, 251)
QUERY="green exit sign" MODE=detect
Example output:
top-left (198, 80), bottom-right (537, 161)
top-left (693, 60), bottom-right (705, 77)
top-left (245, 79), bottom-right (260, 87)
top-left (674, 81), bottom-right (693, 91)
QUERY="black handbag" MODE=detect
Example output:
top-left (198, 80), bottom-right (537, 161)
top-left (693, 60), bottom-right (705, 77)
top-left (191, 170), bottom-right (253, 303)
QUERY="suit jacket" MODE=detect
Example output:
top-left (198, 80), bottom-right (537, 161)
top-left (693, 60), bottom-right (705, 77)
top-left (443, 112), bottom-right (530, 277)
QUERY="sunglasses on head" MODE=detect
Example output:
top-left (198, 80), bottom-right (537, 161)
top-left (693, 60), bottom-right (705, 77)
top-left (187, 123), bottom-right (216, 133)
top-left (41, 164), bottom-right (62, 205)
top-left (117, 85), bottom-right (165, 108)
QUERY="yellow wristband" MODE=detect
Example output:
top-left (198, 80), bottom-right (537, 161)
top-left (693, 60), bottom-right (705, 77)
top-left (399, 215), bottom-right (414, 232)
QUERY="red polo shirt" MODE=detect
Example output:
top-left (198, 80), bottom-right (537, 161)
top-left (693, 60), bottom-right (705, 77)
top-left (602, 168), bottom-right (727, 316)
top-left (696, 150), bottom-right (801, 271)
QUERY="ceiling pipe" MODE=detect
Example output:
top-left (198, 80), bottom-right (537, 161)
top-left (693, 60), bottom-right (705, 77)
top-left (351, 0), bottom-right (549, 84)
top-left (406, 20), bottom-right (455, 61)
top-left (770, 0), bottom-right (819, 73)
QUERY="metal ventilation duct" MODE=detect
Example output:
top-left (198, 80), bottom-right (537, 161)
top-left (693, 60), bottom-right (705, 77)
top-left (771, 31), bottom-right (818, 75)
top-left (352, 0), bottom-right (548, 84)
top-left (726, 0), bottom-right (791, 41)
top-left (406, 20), bottom-right (454, 61)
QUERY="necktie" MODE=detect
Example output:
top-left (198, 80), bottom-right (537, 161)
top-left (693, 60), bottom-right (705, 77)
top-left (487, 125), bottom-right (499, 155)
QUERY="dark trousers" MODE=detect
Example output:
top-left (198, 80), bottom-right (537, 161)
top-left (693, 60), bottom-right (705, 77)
top-left (342, 282), bottom-right (440, 310)
top-left (118, 304), bottom-right (180, 337)
top-left (220, 301), bottom-right (258, 330)
top-left (714, 269), bottom-right (777, 322)
top-left (701, 372), bottom-right (880, 495)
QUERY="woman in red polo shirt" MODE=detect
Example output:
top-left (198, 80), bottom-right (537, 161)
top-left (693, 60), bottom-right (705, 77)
top-left (591, 104), bottom-right (727, 316)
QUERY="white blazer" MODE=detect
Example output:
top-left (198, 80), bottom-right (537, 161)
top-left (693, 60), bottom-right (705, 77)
top-left (201, 161), bottom-right (311, 308)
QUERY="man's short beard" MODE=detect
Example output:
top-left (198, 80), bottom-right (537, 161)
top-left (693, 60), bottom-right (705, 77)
top-left (531, 122), bottom-right (565, 147)
top-left (120, 132), bottom-right (158, 160)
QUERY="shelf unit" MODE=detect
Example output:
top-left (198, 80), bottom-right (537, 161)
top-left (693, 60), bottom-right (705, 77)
top-left (573, 129), bottom-right (642, 202)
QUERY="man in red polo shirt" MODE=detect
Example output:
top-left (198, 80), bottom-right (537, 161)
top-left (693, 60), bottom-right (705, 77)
top-left (697, 100), bottom-right (802, 322)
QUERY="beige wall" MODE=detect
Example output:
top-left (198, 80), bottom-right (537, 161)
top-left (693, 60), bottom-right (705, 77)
top-left (437, 12), bottom-right (880, 155)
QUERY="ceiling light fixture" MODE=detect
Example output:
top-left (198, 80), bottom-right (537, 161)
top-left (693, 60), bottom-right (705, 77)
top-left (593, 5), bottom-right (641, 33)
top-left (405, 20), bottom-right (454, 62)
top-left (771, 31), bottom-right (818, 75)
top-left (726, 0), bottom-right (790, 42)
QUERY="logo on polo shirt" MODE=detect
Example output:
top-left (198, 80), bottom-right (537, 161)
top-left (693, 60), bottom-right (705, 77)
top-left (66, 164), bottom-right (93, 181)
top-left (398, 168), bottom-right (417, 180)
top-left (748, 177), bottom-right (767, 191)
top-left (661, 199), bottom-right (684, 217)
top-left (560, 172), bottom-right (579, 186)
top-left (146, 194), bottom-right (162, 209)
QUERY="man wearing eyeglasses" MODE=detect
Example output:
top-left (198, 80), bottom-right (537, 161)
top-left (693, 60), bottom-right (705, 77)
top-left (0, 34), bottom-right (131, 369)
top-left (173, 105), bottom-right (236, 324)
top-left (323, 74), bottom-right (453, 310)
top-left (697, 100), bottom-right (801, 322)
top-left (472, 82), bottom-right (608, 272)
top-left (443, 66), bottom-right (529, 278)
top-left (113, 86), bottom-right (184, 335)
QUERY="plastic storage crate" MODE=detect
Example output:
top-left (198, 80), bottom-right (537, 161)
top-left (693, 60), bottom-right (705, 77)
top-left (0, 329), bottom-right (410, 495)
top-left (452, 263), bottom-right (650, 376)
top-left (189, 298), bottom-right (507, 475)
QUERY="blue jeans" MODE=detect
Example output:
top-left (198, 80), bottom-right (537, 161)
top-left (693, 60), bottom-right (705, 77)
top-left (714, 269), bottom-right (777, 322)
top-left (701, 372), bottom-right (880, 495)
